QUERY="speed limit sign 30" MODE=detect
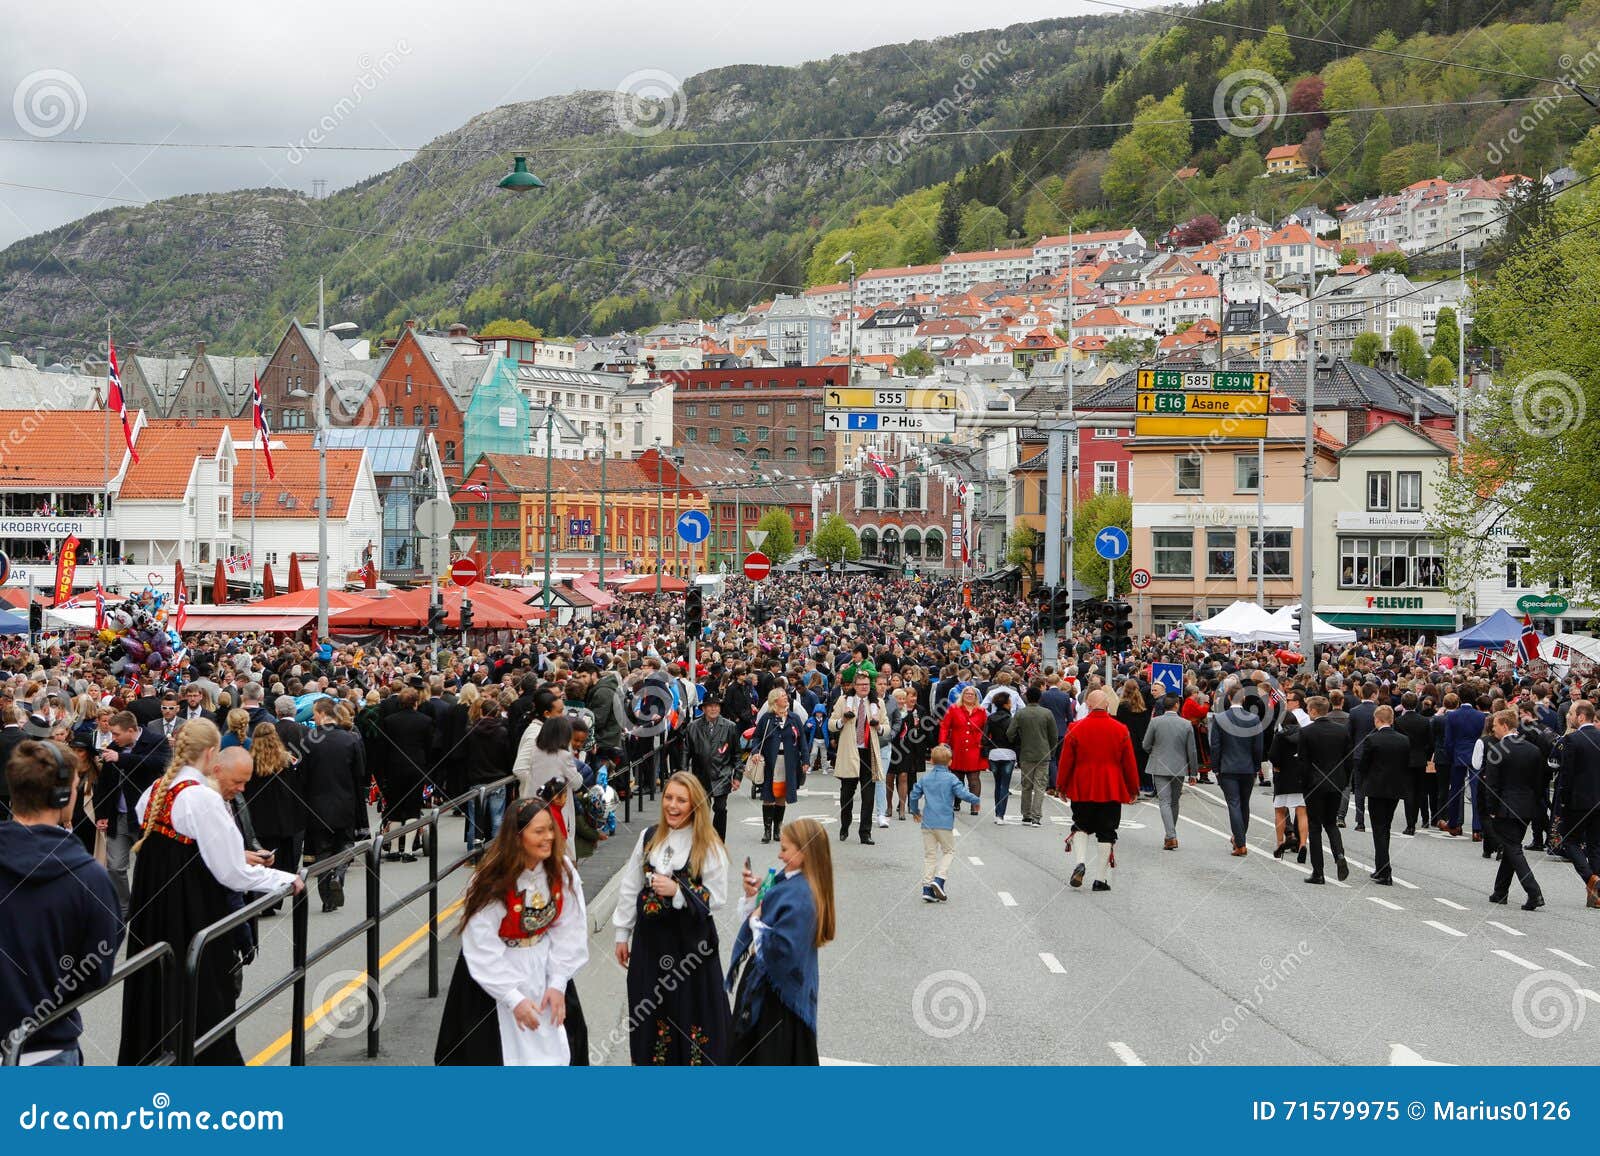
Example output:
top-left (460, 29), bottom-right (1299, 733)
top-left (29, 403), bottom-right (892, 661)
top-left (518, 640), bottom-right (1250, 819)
top-left (1130, 567), bottom-right (1152, 590)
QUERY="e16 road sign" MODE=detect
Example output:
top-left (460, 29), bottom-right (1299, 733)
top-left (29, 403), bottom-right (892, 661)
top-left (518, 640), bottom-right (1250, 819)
top-left (1136, 391), bottom-right (1267, 415)
top-left (1134, 415), bottom-right (1269, 439)
top-left (1137, 369), bottom-right (1270, 393)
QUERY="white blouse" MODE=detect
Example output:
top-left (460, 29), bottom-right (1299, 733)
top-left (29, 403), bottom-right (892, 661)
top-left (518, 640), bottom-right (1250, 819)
top-left (136, 767), bottom-right (299, 895)
top-left (612, 825), bottom-right (728, 942)
top-left (461, 860), bottom-right (589, 1011)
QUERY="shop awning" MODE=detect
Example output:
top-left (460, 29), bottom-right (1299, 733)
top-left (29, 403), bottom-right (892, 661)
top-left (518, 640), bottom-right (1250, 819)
top-left (1317, 611), bottom-right (1459, 630)
top-left (178, 610), bottom-right (317, 633)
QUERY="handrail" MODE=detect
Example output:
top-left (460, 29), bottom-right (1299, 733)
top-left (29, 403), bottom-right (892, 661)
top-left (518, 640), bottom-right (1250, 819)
top-left (2, 943), bottom-right (175, 1067)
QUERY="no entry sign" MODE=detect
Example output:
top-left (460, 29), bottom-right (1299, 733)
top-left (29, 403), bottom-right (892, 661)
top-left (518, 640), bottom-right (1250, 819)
top-left (743, 551), bottom-right (771, 581)
top-left (449, 557), bottom-right (480, 585)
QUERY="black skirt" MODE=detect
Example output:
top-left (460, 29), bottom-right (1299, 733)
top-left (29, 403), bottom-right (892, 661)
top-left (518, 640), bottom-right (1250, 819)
top-left (625, 885), bottom-right (731, 1065)
top-left (730, 966), bottom-right (818, 1066)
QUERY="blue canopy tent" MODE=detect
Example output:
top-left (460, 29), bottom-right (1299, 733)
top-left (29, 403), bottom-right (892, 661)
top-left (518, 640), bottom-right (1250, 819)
top-left (1438, 608), bottom-right (1534, 654)
top-left (0, 608), bottom-right (29, 635)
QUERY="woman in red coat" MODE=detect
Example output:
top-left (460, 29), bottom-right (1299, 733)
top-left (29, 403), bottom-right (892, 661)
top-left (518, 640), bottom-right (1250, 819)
top-left (939, 686), bottom-right (988, 816)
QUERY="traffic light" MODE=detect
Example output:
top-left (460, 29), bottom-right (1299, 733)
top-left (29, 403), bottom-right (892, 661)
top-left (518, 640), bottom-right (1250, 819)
top-left (685, 587), bottom-right (704, 637)
top-left (1033, 584), bottom-right (1053, 633)
top-left (28, 602), bottom-right (41, 634)
top-left (1112, 599), bottom-right (1133, 651)
top-left (459, 596), bottom-right (474, 633)
top-left (751, 600), bottom-right (765, 627)
top-left (1051, 587), bottom-right (1072, 632)
top-left (1099, 602), bottom-right (1117, 652)
top-left (427, 595), bottom-right (446, 635)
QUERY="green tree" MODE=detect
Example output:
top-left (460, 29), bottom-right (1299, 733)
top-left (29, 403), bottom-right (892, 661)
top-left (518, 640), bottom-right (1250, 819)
top-left (1006, 524), bottom-right (1040, 572)
top-left (1390, 325), bottom-right (1427, 378)
top-left (935, 184), bottom-right (962, 253)
top-left (1351, 331), bottom-right (1383, 365)
top-left (897, 348), bottom-right (934, 377)
top-left (1321, 57), bottom-right (1379, 112)
top-left (1071, 491), bottom-right (1133, 595)
top-left (1104, 335), bottom-right (1155, 362)
top-left (1425, 354), bottom-right (1455, 387)
top-left (1368, 250), bottom-right (1410, 275)
top-left (1359, 112), bottom-right (1392, 195)
top-left (1321, 118), bottom-right (1359, 181)
top-left (477, 318), bottom-right (543, 339)
top-left (1430, 306), bottom-right (1461, 368)
top-left (1570, 126), bottom-right (1600, 178)
top-left (754, 508), bottom-right (796, 563)
top-left (1101, 87), bottom-right (1191, 209)
top-left (810, 513), bottom-right (861, 565)
top-left (957, 202), bottom-right (1009, 251)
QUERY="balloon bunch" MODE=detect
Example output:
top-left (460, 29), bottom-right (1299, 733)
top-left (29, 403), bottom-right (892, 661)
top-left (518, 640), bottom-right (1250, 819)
top-left (99, 588), bottom-right (185, 678)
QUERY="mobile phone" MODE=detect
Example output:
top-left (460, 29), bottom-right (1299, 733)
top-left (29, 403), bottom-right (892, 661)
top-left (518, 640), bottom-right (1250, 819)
top-left (744, 856), bottom-right (752, 872)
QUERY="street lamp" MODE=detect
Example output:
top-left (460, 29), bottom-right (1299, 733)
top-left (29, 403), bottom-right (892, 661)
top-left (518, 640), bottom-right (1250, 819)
top-left (834, 250), bottom-right (856, 384)
top-left (287, 274), bottom-right (330, 639)
top-left (497, 155), bottom-right (546, 191)
top-left (654, 436), bottom-right (664, 593)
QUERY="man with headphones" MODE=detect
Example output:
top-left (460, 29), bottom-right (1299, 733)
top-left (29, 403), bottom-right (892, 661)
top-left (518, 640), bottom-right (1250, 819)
top-left (0, 739), bottom-right (124, 1065)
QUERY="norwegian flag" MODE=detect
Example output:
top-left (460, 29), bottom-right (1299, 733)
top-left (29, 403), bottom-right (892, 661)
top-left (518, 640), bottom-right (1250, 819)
top-left (1517, 613), bottom-right (1542, 665)
top-left (251, 375), bottom-right (275, 479)
top-left (461, 483), bottom-right (489, 498)
top-left (106, 342), bottom-right (139, 464)
top-left (865, 449), bottom-right (895, 480)
top-left (173, 579), bottom-right (187, 633)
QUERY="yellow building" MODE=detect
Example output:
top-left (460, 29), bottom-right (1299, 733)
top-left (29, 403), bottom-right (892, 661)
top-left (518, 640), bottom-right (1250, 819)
top-left (1265, 144), bottom-right (1308, 175)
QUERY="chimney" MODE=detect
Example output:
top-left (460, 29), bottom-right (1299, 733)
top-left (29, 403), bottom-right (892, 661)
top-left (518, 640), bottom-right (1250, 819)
top-left (1376, 349), bottom-right (1397, 373)
top-left (1411, 397), bottom-right (1422, 427)
top-left (404, 319), bottom-right (418, 331)
top-left (125, 341), bottom-right (139, 357)
top-left (447, 322), bottom-right (470, 338)
top-left (196, 339), bottom-right (207, 357)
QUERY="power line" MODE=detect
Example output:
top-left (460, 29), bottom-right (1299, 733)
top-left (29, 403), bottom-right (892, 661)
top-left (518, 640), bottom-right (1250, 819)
top-left (0, 96), bottom-right (1552, 156)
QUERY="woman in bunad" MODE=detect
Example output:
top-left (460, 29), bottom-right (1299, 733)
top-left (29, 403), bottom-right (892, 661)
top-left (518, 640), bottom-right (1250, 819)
top-left (434, 784), bottom-right (588, 1065)
top-left (613, 770), bottom-right (732, 1065)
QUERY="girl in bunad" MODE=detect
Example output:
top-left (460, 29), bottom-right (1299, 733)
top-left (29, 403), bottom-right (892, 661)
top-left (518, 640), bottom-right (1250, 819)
top-left (435, 785), bottom-right (588, 1065)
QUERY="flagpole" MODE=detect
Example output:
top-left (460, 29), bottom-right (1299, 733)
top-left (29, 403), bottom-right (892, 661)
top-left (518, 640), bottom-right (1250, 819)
top-left (250, 428), bottom-right (257, 598)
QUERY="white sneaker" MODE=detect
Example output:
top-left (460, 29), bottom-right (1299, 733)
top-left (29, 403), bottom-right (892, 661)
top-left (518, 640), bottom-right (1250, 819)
top-left (993, 816), bottom-right (1006, 825)
top-left (875, 816), bottom-right (890, 828)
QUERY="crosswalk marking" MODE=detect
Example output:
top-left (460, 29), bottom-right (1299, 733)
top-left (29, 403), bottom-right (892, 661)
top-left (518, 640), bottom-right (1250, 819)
top-left (1423, 920), bottom-right (1466, 937)
top-left (1433, 897), bottom-right (1468, 911)
top-left (1368, 896), bottom-right (1404, 911)
top-left (997, 891), bottom-right (1017, 907)
top-left (1491, 949), bottom-right (1542, 971)
top-left (1548, 948), bottom-right (1592, 968)
top-left (1039, 952), bottom-right (1067, 974)
top-left (1485, 920), bottom-right (1525, 937)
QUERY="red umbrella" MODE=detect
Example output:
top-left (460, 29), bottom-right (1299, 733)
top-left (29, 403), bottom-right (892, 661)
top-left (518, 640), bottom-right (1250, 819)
top-left (212, 559), bottom-right (227, 605)
top-left (618, 574), bottom-right (687, 594)
top-left (261, 563), bottom-right (277, 600)
top-left (287, 553), bottom-right (304, 594)
top-left (332, 585), bottom-right (538, 630)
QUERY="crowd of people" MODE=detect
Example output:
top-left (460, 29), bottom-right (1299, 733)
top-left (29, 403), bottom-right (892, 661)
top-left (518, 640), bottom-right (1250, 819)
top-left (0, 569), bottom-right (1597, 1067)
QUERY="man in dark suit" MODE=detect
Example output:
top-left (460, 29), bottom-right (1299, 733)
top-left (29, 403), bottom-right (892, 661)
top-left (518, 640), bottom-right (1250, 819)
top-left (1345, 683), bottom-right (1379, 831)
top-left (1482, 709), bottom-right (1546, 910)
top-left (274, 695), bottom-right (310, 764)
top-left (1297, 696), bottom-right (1352, 884)
top-left (95, 711), bottom-right (172, 915)
top-left (1515, 701), bottom-right (1557, 852)
top-left (1394, 693), bottom-right (1434, 834)
top-left (1558, 700), bottom-right (1600, 909)
top-left (142, 693), bottom-right (183, 747)
top-left (1442, 692), bottom-right (1487, 837)
top-left (1357, 705), bottom-right (1412, 884)
top-left (0, 701), bottom-right (24, 820)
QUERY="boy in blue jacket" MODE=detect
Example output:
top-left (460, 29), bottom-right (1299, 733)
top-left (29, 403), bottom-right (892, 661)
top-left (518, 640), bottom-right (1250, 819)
top-left (909, 743), bottom-right (979, 902)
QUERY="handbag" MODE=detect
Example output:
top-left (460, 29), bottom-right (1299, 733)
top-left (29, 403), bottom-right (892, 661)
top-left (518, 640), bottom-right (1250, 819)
top-left (745, 751), bottom-right (766, 785)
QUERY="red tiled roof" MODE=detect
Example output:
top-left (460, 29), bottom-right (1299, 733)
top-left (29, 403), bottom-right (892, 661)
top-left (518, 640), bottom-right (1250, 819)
top-left (118, 419), bottom-right (232, 500)
top-left (0, 409), bottom-right (146, 489)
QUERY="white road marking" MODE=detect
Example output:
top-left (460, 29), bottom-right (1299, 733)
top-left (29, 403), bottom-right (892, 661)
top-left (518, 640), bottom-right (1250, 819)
top-left (1108, 1041), bottom-right (1145, 1066)
top-left (967, 856), bottom-right (984, 866)
top-left (1548, 948), bottom-right (1592, 968)
top-left (1388, 1042), bottom-right (1451, 1066)
top-left (1176, 813), bottom-right (1347, 885)
top-left (1433, 897), bottom-right (1468, 911)
top-left (1582, 989), bottom-right (1600, 1007)
top-left (1423, 920), bottom-right (1467, 937)
top-left (820, 1056), bottom-right (871, 1065)
top-left (1368, 896), bottom-right (1404, 911)
top-left (1485, 920), bottom-right (1525, 937)
top-left (1491, 949), bottom-right (1543, 971)
top-left (998, 891), bottom-right (1018, 907)
top-left (1039, 952), bottom-right (1067, 974)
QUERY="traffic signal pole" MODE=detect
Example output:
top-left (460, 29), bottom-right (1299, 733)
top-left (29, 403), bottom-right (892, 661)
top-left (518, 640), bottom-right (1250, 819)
top-left (1105, 567), bottom-right (1114, 689)
top-left (1042, 430), bottom-right (1065, 664)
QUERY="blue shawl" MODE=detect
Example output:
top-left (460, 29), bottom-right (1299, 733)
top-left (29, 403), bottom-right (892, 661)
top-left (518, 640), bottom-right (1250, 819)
top-left (726, 871), bottom-right (820, 1032)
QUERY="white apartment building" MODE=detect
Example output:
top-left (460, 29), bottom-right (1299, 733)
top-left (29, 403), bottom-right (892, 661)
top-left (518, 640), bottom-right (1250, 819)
top-left (1309, 272), bottom-right (1428, 360)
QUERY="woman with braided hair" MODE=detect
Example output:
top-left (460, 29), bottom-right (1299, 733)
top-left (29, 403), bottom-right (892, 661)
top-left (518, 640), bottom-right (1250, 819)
top-left (118, 719), bottom-right (301, 1065)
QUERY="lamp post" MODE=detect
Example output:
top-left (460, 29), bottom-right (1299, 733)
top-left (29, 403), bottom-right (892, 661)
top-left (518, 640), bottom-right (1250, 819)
top-left (598, 424), bottom-right (608, 588)
top-left (288, 276), bottom-right (331, 638)
top-left (835, 250), bottom-right (857, 384)
top-left (543, 406), bottom-right (554, 612)
top-left (654, 436), bottom-right (664, 593)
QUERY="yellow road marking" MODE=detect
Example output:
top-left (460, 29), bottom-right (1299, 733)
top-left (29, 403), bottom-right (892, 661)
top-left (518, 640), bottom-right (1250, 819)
top-left (246, 897), bottom-right (464, 1066)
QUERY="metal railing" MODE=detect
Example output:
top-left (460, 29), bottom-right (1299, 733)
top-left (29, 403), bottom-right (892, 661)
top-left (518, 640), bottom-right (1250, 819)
top-left (2, 943), bottom-right (176, 1067)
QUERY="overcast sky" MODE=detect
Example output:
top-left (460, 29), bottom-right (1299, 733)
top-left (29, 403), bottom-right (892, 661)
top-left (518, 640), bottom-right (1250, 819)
top-left (0, 0), bottom-right (1157, 249)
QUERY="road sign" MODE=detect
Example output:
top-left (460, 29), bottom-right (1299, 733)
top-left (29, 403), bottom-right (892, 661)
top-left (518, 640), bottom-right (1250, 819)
top-left (449, 557), bottom-right (480, 585)
top-left (1135, 391), bottom-right (1267, 415)
top-left (0, 551), bottom-right (10, 587)
top-left (675, 509), bottom-right (711, 544)
top-left (1094, 526), bottom-right (1129, 560)
top-left (824, 387), bottom-right (959, 411)
top-left (746, 529), bottom-right (768, 550)
top-left (1151, 662), bottom-right (1184, 697)
top-left (743, 551), bottom-right (771, 581)
top-left (1134, 415), bottom-right (1269, 439)
top-left (568, 517), bottom-right (593, 538)
top-left (1137, 369), bottom-right (1270, 393)
top-left (1130, 567), bottom-right (1151, 589)
top-left (452, 534), bottom-right (477, 554)
top-left (418, 537), bottom-right (451, 578)
top-left (823, 411), bottom-right (957, 433)
top-left (415, 498), bottom-right (455, 539)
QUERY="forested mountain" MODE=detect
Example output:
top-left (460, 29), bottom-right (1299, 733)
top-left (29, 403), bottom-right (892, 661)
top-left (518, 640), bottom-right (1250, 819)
top-left (3, 0), bottom-right (1594, 358)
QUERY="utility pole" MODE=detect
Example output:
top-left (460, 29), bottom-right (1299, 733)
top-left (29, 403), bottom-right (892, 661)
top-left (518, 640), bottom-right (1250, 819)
top-left (654, 437), bottom-right (664, 593)
top-left (1064, 224), bottom-right (1077, 656)
top-left (1454, 245), bottom-right (1467, 632)
top-left (100, 318), bottom-right (110, 590)
top-left (1256, 251), bottom-right (1266, 607)
top-left (598, 424), bottom-right (607, 587)
top-left (1301, 277), bottom-right (1317, 659)
top-left (316, 275), bottom-right (329, 641)
top-left (543, 407), bottom-right (554, 612)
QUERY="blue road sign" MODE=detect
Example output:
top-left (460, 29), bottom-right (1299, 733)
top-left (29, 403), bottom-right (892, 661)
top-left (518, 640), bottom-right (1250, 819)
top-left (1094, 525), bottom-right (1130, 560)
top-left (568, 517), bottom-right (593, 537)
top-left (675, 509), bottom-right (711, 544)
top-left (1152, 662), bottom-right (1184, 698)
top-left (847, 413), bottom-right (878, 430)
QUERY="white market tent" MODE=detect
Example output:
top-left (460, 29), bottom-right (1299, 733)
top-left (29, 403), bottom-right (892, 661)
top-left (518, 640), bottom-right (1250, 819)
top-left (1192, 601), bottom-right (1280, 640)
top-left (1252, 604), bottom-right (1358, 645)
top-left (1541, 632), bottom-right (1600, 676)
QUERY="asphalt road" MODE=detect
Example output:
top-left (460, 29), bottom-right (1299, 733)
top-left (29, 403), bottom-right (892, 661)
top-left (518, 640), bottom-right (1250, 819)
top-left (565, 774), bottom-right (1599, 1066)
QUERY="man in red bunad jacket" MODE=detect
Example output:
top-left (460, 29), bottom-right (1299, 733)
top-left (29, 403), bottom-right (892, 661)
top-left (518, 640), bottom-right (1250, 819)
top-left (1057, 689), bottom-right (1140, 892)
